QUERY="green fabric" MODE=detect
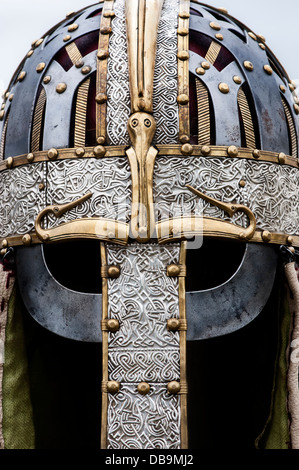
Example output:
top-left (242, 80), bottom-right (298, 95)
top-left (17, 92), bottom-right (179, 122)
top-left (255, 285), bottom-right (291, 449)
top-left (2, 287), bottom-right (35, 449)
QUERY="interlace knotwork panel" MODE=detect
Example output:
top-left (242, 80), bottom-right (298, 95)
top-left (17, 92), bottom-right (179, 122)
top-left (106, 243), bottom-right (181, 449)
top-left (0, 163), bottom-right (46, 237)
top-left (46, 158), bottom-right (131, 228)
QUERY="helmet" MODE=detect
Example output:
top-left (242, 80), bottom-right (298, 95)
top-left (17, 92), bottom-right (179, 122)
top-left (0, 0), bottom-right (298, 450)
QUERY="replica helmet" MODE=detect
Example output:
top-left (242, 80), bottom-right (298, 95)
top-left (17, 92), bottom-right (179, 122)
top-left (0, 0), bottom-right (298, 450)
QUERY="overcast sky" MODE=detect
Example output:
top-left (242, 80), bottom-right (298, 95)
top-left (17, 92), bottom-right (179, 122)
top-left (0, 0), bottom-right (298, 97)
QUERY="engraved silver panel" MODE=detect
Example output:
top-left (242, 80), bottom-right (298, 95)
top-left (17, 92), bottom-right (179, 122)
top-left (0, 163), bottom-right (45, 237)
top-left (106, 243), bottom-right (181, 449)
top-left (107, 383), bottom-right (180, 449)
top-left (46, 158), bottom-right (131, 227)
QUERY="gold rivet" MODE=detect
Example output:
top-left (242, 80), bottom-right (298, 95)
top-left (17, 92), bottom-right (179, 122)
top-left (210, 21), bottom-right (221, 31)
top-left (177, 27), bottom-right (189, 36)
top-left (107, 319), bottom-right (120, 332)
top-left (43, 75), bottom-right (51, 84)
top-left (0, 249), bottom-right (7, 256)
top-left (103, 10), bottom-right (115, 17)
top-left (289, 83), bottom-right (295, 92)
top-left (75, 147), bottom-right (85, 157)
top-left (167, 381), bottom-right (180, 394)
top-left (22, 234), bottom-right (32, 246)
top-left (196, 67), bottom-right (205, 75)
top-left (66, 11), bottom-right (75, 18)
top-left (227, 145), bottom-right (238, 157)
top-left (31, 38), bottom-right (38, 48)
top-left (75, 59), bottom-right (84, 68)
top-left (56, 83), bottom-right (67, 94)
top-left (167, 318), bottom-right (180, 331)
top-left (244, 61), bottom-right (254, 71)
top-left (93, 145), bottom-right (106, 157)
top-left (18, 71), bottom-right (27, 82)
top-left (81, 66), bottom-right (91, 75)
top-left (5, 92), bottom-right (10, 100)
top-left (0, 110), bottom-right (4, 121)
top-left (107, 266), bottom-right (120, 278)
top-left (2, 239), bottom-right (8, 249)
top-left (287, 236), bottom-right (294, 246)
top-left (27, 50), bottom-right (34, 57)
top-left (264, 65), bottom-right (273, 75)
top-left (167, 264), bottom-right (181, 277)
top-left (47, 148), bottom-right (58, 160)
top-left (101, 26), bottom-right (112, 35)
top-left (202, 61), bottom-right (210, 70)
top-left (8, 94), bottom-right (14, 102)
top-left (259, 43), bottom-right (266, 50)
top-left (68, 23), bottom-right (78, 32)
top-left (95, 93), bottom-right (107, 104)
top-left (219, 83), bottom-right (229, 94)
top-left (215, 33), bottom-right (224, 40)
top-left (257, 34), bottom-right (266, 43)
top-left (177, 50), bottom-right (189, 61)
top-left (294, 95), bottom-right (299, 104)
top-left (177, 94), bottom-right (189, 105)
top-left (63, 35), bottom-right (72, 42)
top-left (27, 153), bottom-right (34, 162)
top-left (137, 382), bottom-right (151, 395)
top-left (6, 157), bottom-right (13, 168)
top-left (181, 143), bottom-right (193, 155)
top-left (97, 50), bottom-right (109, 60)
top-left (233, 76), bottom-right (242, 84)
top-left (239, 180), bottom-right (246, 188)
top-left (38, 183), bottom-right (45, 191)
top-left (36, 63), bottom-right (46, 73)
top-left (280, 85), bottom-right (286, 93)
top-left (97, 136), bottom-right (106, 145)
top-left (107, 381), bottom-right (120, 394)
top-left (248, 32), bottom-right (257, 41)
top-left (253, 149), bottom-right (261, 159)
top-left (35, 38), bottom-right (44, 48)
top-left (294, 104), bottom-right (299, 115)
top-left (217, 7), bottom-right (228, 14)
top-left (289, 247), bottom-right (295, 254)
top-left (278, 152), bottom-right (286, 164)
top-left (201, 145), bottom-right (211, 156)
top-left (179, 11), bottom-right (190, 18)
top-left (262, 231), bottom-right (272, 242)
top-left (180, 134), bottom-right (190, 144)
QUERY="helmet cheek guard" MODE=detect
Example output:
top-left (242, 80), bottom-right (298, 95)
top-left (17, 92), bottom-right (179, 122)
top-left (0, 0), bottom-right (298, 450)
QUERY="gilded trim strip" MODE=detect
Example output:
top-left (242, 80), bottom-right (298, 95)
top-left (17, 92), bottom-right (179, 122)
top-left (74, 78), bottom-right (91, 148)
top-left (282, 97), bottom-right (298, 159)
top-left (196, 79), bottom-right (210, 145)
top-left (177, 0), bottom-right (190, 143)
top-left (96, 0), bottom-right (114, 145)
top-left (31, 88), bottom-right (46, 152)
top-left (179, 240), bottom-right (188, 449)
top-left (100, 242), bottom-right (109, 449)
top-left (1, 144), bottom-right (298, 171)
top-left (0, 111), bottom-right (9, 160)
top-left (237, 87), bottom-right (256, 149)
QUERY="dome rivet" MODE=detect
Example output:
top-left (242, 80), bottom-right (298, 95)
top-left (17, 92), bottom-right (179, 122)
top-left (75, 147), bottom-right (85, 157)
top-left (36, 62), bottom-right (46, 73)
top-left (43, 75), bottom-right (51, 84)
top-left (47, 148), bottom-right (58, 160)
top-left (259, 43), bottom-right (266, 50)
top-left (239, 180), bottom-right (246, 188)
top-left (56, 83), bottom-right (67, 94)
top-left (137, 382), bottom-right (151, 395)
top-left (233, 76), bottom-right (242, 84)
top-left (180, 134), bottom-right (190, 144)
top-left (93, 145), bottom-right (106, 157)
top-left (264, 65), bottom-right (273, 75)
top-left (179, 11), bottom-right (190, 18)
top-left (27, 50), bottom-right (34, 57)
top-left (107, 381), bottom-right (120, 394)
top-left (253, 149), bottom-right (261, 159)
top-left (181, 143), bottom-right (193, 155)
top-left (215, 33), bottom-right (224, 40)
top-left (201, 61), bottom-right (210, 70)
top-left (227, 145), bottom-right (238, 157)
top-left (257, 34), bottom-right (266, 43)
top-left (107, 319), bottom-right (120, 332)
top-left (287, 236), bottom-right (294, 246)
top-left (63, 35), bottom-right (72, 42)
top-left (278, 152), bottom-right (286, 164)
top-left (280, 85), bottom-right (286, 93)
top-left (248, 32), bottom-right (257, 41)
top-left (81, 66), bottom-right (91, 75)
top-left (18, 71), bottom-right (27, 82)
top-left (107, 266), bottom-right (120, 279)
top-left (0, 110), bottom-right (4, 121)
top-left (8, 94), bottom-right (14, 102)
top-left (27, 153), bottom-right (34, 163)
top-left (68, 23), bottom-right (78, 32)
top-left (201, 145), bottom-right (211, 156)
top-left (97, 136), bottom-right (106, 145)
top-left (75, 59), bottom-right (84, 68)
top-left (177, 50), bottom-right (189, 61)
top-left (167, 318), bottom-right (180, 331)
top-left (210, 21), bottom-right (221, 31)
top-left (219, 83), bottom-right (230, 94)
top-left (167, 381), bottom-right (180, 395)
top-left (103, 10), bottom-right (115, 18)
top-left (95, 93), bottom-right (107, 104)
top-left (6, 157), bottom-right (13, 169)
top-left (262, 231), bottom-right (272, 243)
top-left (35, 38), bottom-right (44, 48)
top-left (195, 67), bottom-right (205, 75)
top-left (97, 50), bottom-right (109, 60)
top-left (22, 234), bottom-right (32, 246)
top-left (101, 26), bottom-right (112, 35)
top-left (244, 61), bottom-right (254, 71)
top-left (2, 239), bottom-right (8, 249)
top-left (177, 27), bottom-right (189, 36)
top-left (177, 94), bottom-right (189, 105)
top-left (167, 264), bottom-right (181, 277)
top-left (294, 104), bottom-right (299, 115)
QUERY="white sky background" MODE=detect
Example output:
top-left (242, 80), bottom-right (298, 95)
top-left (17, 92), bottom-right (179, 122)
top-left (0, 0), bottom-right (298, 97)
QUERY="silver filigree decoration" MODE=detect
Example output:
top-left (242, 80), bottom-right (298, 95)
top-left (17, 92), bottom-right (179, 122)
top-left (0, 163), bottom-right (45, 237)
top-left (46, 158), bottom-right (131, 227)
top-left (152, 0), bottom-right (179, 144)
top-left (106, 0), bottom-right (131, 145)
top-left (106, 243), bottom-right (181, 449)
top-left (107, 383), bottom-right (181, 449)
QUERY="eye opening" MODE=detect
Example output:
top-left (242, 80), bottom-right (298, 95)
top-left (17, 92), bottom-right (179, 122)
top-left (131, 118), bottom-right (139, 127)
top-left (144, 118), bottom-right (151, 128)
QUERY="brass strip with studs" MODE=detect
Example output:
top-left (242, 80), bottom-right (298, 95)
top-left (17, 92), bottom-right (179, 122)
top-left (100, 242), bottom-right (109, 449)
top-left (31, 88), bottom-right (46, 152)
top-left (179, 240), bottom-right (188, 449)
top-left (237, 87), bottom-right (256, 149)
top-left (0, 144), bottom-right (298, 172)
top-left (65, 42), bottom-right (83, 64)
top-left (74, 78), bottom-right (91, 147)
top-left (281, 97), bottom-right (298, 159)
top-left (196, 79), bottom-right (210, 145)
top-left (0, 110), bottom-right (9, 160)
top-left (96, 0), bottom-right (114, 145)
top-left (205, 40), bottom-right (221, 65)
top-left (177, 0), bottom-right (190, 144)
